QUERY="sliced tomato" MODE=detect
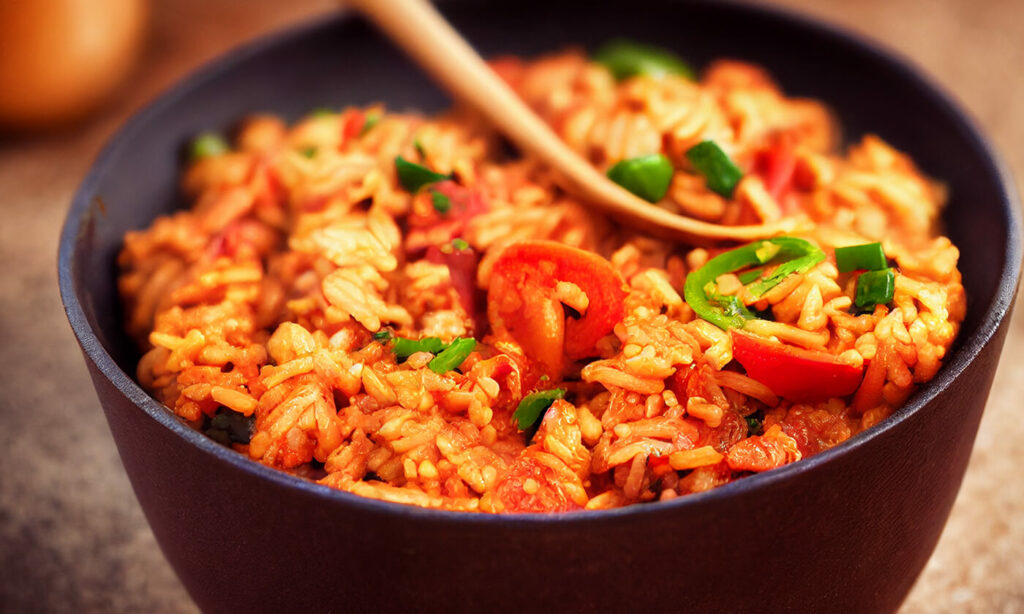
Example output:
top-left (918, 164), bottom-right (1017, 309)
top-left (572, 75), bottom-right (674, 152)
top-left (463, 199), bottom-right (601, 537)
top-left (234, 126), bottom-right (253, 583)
top-left (754, 132), bottom-right (797, 202)
top-left (487, 241), bottom-right (628, 377)
top-left (729, 329), bottom-right (863, 402)
top-left (339, 109), bottom-right (365, 148)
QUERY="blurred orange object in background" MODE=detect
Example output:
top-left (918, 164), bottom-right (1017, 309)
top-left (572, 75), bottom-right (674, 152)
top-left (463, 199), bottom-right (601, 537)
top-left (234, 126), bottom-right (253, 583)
top-left (0, 0), bottom-right (148, 131)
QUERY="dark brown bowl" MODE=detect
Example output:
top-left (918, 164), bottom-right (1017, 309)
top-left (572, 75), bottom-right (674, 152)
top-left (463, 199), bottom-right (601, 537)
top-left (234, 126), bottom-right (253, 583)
top-left (58, 2), bottom-right (1021, 612)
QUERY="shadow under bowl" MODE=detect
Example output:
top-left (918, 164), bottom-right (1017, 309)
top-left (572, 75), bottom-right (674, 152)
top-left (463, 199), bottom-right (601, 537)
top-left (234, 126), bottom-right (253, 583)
top-left (59, 1), bottom-right (1021, 612)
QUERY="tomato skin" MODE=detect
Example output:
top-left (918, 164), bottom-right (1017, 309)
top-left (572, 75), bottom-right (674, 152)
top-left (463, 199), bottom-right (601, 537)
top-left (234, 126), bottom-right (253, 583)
top-left (729, 330), bottom-right (863, 402)
top-left (339, 109), bottom-right (365, 147)
top-left (487, 241), bottom-right (628, 376)
top-left (754, 133), bottom-right (797, 201)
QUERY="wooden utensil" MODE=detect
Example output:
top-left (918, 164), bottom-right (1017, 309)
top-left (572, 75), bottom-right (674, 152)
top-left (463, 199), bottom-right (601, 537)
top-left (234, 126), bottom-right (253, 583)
top-left (346, 0), bottom-right (808, 244)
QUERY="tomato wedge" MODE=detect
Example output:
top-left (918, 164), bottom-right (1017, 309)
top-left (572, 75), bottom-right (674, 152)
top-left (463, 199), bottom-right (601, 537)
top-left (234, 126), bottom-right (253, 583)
top-left (729, 329), bottom-right (863, 402)
top-left (487, 241), bottom-right (628, 376)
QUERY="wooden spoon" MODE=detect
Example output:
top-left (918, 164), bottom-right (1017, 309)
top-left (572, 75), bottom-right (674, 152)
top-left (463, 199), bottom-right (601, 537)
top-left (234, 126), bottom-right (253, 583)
top-left (345, 0), bottom-right (809, 244)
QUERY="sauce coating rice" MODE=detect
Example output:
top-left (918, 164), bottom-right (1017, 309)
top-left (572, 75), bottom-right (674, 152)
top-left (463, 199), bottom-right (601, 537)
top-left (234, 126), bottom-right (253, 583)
top-left (119, 50), bottom-right (965, 512)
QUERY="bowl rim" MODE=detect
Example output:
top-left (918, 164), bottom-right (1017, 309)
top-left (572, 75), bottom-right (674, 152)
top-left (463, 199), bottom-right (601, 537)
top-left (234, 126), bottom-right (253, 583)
top-left (58, 0), bottom-right (1022, 524)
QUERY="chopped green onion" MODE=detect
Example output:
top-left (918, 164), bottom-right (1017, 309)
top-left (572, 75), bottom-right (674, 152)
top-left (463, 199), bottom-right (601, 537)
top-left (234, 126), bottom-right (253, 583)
top-left (854, 268), bottom-right (895, 311)
top-left (835, 242), bottom-right (887, 273)
top-left (593, 39), bottom-right (696, 81)
top-left (361, 111), bottom-right (381, 135)
top-left (310, 107), bottom-right (334, 118)
top-left (431, 190), bottom-right (452, 214)
top-left (372, 330), bottom-right (393, 342)
top-left (428, 337), bottom-right (476, 374)
top-left (513, 389), bottom-right (566, 431)
top-left (451, 238), bottom-right (469, 251)
top-left (300, 146), bottom-right (317, 158)
top-left (683, 237), bottom-right (825, 330)
top-left (686, 141), bottom-right (743, 198)
top-left (395, 155), bottom-right (451, 193)
top-left (390, 336), bottom-right (447, 358)
top-left (414, 137), bottom-right (427, 159)
top-left (606, 153), bottom-right (674, 203)
top-left (745, 415), bottom-right (763, 436)
top-left (189, 133), bottom-right (229, 160)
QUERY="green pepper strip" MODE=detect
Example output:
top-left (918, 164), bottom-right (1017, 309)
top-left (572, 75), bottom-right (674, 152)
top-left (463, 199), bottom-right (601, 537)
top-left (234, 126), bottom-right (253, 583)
top-left (683, 237), bottom-right (826, 331)
top-left (512, 389), bottom-right (566, 431)
top-left (428, 337), bottom-right (476, 374)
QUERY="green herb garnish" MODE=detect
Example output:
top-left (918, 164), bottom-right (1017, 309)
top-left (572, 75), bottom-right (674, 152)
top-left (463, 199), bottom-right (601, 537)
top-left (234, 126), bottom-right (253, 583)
top-left (512, 389), bottom-right (566, 431)
top-left (395, 155), bottom-right (451, 193)
top-left (361, 111), bottom-right (381, 135)
top-left (428, 337), bottom-right (476, 374)
top-left (189, 133), bottom-right (229, 160)
top-left (431, 190), bottom-right (452, 214)
top-left (390, 336), bottom-right (447, 358)
top-left (451, 238), bottom-right (469, 251)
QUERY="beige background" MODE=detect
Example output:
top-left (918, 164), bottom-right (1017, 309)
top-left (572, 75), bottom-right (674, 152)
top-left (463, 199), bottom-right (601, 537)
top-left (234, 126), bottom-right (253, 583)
top-left (1, 0), bottom-right (1020, 611)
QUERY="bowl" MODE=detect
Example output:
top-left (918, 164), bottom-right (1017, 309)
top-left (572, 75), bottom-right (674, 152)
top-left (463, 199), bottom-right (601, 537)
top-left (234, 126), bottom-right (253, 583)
top-left (58, 1), bottom-right (1021, 611)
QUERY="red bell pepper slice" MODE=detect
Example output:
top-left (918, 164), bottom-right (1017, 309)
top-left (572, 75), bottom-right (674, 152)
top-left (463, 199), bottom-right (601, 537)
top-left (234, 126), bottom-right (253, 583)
top-left (729, 329), bottom-right (863, 402)
top-left (487, 241), bottom-right (628, 376)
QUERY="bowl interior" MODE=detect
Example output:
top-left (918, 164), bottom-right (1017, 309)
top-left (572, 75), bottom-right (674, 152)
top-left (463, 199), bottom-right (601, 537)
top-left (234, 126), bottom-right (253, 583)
top-left (63, 0), bottom-right (1019, 498)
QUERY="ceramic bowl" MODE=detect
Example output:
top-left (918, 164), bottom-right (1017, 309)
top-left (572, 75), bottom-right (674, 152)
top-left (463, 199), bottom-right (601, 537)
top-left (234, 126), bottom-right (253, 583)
top-left (59, 2), bottom-right (1021, 611)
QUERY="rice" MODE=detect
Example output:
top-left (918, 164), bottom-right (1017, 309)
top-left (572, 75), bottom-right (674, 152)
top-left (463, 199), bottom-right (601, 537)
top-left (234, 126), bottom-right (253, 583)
top-left (118, 50), bottom-right (965, 512)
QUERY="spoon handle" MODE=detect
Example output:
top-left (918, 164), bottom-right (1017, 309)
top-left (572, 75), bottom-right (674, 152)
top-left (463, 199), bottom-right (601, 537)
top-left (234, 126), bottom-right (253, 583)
top-left (346, 0), bottom-right (803, 243)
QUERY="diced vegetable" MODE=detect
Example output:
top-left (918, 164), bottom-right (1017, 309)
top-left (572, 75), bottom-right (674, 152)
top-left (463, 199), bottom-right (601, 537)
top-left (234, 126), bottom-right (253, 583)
top-left (606, 154), bottom-right (674, 203)
top-left (745, 415), bottom-right (763, 436)
top-left (730, 329), bottom-right (864, 402)
top-left (395, 155), bottom-right (452, 192)
top-left (451, 238), bottom-right (469, 251)
top-left (340, 109), bottom-right (365, 144)
top-left (512, 388), bottom-right (566, 430)
top-left (189, 132), bottom-right (229, 159)
top-left (428, 337), bottom-right (476, 374)
top-left (390, 336), bottom-right (447, 358)
top-left (431, 190), bottom-right (452, 213)
top-left (685, 141), bottom-right (743, 198)
top-left (300, 146), bottom-right (317, 158)
top-left (372, 330), bottom-right (393, 342)
top-left (360, 110), bottom-right (381, 135)
top-left (854, 268), bottom-right (895, 311)
top-left (683, 237), bottom-right (825, 330)
top-left (593, 39), bottom-right (695, 81)
top-left (488, 241), bottom-right (628, 376)
top-left (309, 107), bottom-right (334, 118)
top-left (835, 242), bottom-right (887, 273)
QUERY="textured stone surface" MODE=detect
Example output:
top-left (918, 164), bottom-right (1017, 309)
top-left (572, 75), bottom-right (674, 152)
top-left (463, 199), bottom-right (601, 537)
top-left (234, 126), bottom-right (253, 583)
top-left (0, 0), bottom-right (1020, 611)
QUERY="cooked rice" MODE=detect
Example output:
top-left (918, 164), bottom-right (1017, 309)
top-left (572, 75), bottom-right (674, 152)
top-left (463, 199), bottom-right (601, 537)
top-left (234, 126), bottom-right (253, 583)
top-left (118, 51), bottom-right (965, 512)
